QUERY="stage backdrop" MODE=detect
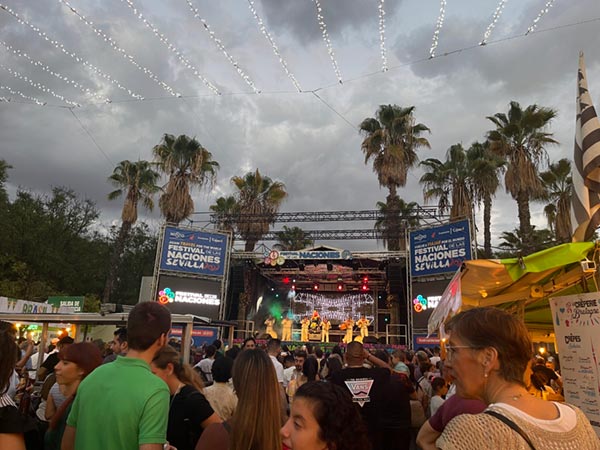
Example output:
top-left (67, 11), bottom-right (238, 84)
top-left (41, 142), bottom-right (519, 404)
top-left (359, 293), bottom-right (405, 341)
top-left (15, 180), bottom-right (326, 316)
top-left (291, 292), bottom-right (374, 324)
top-left (550, 293), bottom-right (600, 437)
top-left (409, 219), bottom-right (471, 277)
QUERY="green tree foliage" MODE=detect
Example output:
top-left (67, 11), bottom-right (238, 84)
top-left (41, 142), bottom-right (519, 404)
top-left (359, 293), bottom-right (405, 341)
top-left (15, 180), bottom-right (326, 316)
top-left (538, 158), bottom-right (573, 244)
top-left (496, 226), bottom-right (554, 257)
top-left (274, 226), bottom-right (313, 251)
top-left (374, 196), bottom-right (420, 251)
top-left (210, 195), bottom-right (238, 234)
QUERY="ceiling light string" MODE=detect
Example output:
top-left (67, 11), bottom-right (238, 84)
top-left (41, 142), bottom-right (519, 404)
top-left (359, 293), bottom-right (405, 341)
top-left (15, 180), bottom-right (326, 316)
top-left (0, 64), bottom-right (80, 106)
top-left (185, 0), bottom-right (260, 94)
top-left (378, 0), bottom-right (388, 72)
top-left (480, 0), bottom-right (508, 45)
top-left (429, 0), bottom-right (447, 58)
top-left (314, 0), bottom-right (343, 84)
top-left (526, 0), bottom-right (555, 35)
top-left (0, 3), bottom-right (144, 100)
top-left (119, 0), bottom-right (220, 95)
top-left (246, 0), bottom-right (302, 92)
top-left (57, 0), bottom-right (181, 97)
top-left (0, 84), bottom-right (46, 106)
top-left (0, 40), bottom-right (110, 103)
top-left (0, 4), bottom-right (143, 100)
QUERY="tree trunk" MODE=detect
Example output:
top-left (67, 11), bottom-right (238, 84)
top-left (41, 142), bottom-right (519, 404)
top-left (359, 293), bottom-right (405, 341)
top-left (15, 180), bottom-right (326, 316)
top-left (516, 190), bottom-right (533, 254)
top-left (483, 194), bottom-right (492, 258)
top-left (386, 192), bottom-right (401, 251)
top-left (102, 221), bottom-right (132, 304)
top-left (244, 239), bottom-right (256, 252)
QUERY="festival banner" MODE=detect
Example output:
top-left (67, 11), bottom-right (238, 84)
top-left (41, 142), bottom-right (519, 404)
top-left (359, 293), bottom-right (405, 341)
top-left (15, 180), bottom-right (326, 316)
top-left (409, 219), bottom-right (471, 277)
top-left (550, 293), bottom-right (600, 437)
top-left (0, 297), bottom-right (72, 314)
top-left (159, 226), bottom-right (229, 277)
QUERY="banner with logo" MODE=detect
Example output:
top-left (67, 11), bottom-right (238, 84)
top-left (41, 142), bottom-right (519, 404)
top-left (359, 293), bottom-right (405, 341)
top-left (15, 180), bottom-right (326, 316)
top-left (47, 296), bottom-right (84, 313)
top-left (550, 293), bottom-right (600, 437)
top-left (409, 219), bottom-right (471, 277)
top-left (159, 226), bottom-right (229, 277)
top-left (0, 297), bottom-right (72, 314)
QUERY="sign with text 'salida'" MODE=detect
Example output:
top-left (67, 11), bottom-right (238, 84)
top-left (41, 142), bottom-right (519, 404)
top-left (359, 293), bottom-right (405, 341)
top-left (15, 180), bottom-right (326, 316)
top-left (409, 219), bottom-right (471, 277)
top-left (160, 226), bottom-right (229, 278)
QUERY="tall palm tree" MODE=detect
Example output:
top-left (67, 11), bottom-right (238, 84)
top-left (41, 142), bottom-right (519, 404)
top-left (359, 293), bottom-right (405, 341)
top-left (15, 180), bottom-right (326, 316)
top-left (360, 104), bottom-right (431, 199)
top-left (487, 101), bottom-right (558, 254)
top-left (497, 226), bottom-right (554, 257)
top-left (375, 196), bottom-right (420, 251)
top-left (274, 226), bottom-right (312, 251)
top-left (210, 195), bottom-right (238, 234)
top-left (539, 158), bottom-right (572, 243)
top-left (232, 169), bottom-right (287, 252)
top-left (420, 144), bottom-right (474, 221)
top-left (103, 160), bottom-right (160, 303)
top-left (153, 133), bottom-right (219, 224)
top-left (468, 141), bottom-right (506, 258)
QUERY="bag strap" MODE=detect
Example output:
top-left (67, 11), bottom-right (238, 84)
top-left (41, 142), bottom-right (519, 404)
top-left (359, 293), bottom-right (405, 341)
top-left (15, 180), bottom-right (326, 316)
top-left (484, 410), bottom-right (537, 450)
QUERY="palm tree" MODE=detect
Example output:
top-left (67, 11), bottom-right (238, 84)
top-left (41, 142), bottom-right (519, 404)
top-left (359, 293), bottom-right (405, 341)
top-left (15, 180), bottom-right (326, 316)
top-left (360, 104), bottom-right (431, 199)
top-left (374, 196), bottom-right (420, 251)
top-left (420, 144), bottom-right (473, 221)
top-left (0, 159), bottom-right (12, 205)
top-left (539, 158), bottom-right (572, 243)
top-left (487, 101), bottom-right (558, 254)
top-left (274, 226), bottom-right (312, 251)
top-left (103, 160), bottom-right (160, 303)
top-left (468, 141), bottom-right (506, 258)
top-left (497, 226), bottom-right (554, 257)
top-left (210, 195), bottom-right (238, 234)
top-left (153, 133), bottom-right (219, 224)
top-left (232, 169), bottom-right (287, 252)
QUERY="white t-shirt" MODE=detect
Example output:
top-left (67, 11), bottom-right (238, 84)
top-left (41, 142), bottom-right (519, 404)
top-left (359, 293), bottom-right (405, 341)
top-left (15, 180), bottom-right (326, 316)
top-left (430, 394), bottom-right (446, 416)
top-left (194, 358), bottom-right (214, 383)
top-left (283, 366), bottom-right (295, 388)
top-left (270, 355), bottom-right (284, 383)
top-left (490, 402), bottom-right (577, 432)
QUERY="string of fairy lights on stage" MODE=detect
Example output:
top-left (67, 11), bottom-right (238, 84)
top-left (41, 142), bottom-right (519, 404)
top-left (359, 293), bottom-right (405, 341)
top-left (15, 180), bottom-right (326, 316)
top-left (0, 84), bottom-right (46, 106)
top-left (378, 0), bottom-right (388, 72)
top-left (57, 0), bottom-right (182, 98)
top-left (0, 3), bottom-right (143, 100)
top-left (429, 0), bottom-right (447, 58)
top-left (0, 40), bottom-right (110, 103)
top-left (185, 0), bottom-right (260, 94)
top-left (526, 0), bottom-right (555, 35)
top-left (247, 0), bottom-right (301, 92)
top-left (120, 0), bottom-right (220, 95)
top-left (480, 0), bottom-right (508, 45)
top-left (314, 0), bottom-right (343, 84)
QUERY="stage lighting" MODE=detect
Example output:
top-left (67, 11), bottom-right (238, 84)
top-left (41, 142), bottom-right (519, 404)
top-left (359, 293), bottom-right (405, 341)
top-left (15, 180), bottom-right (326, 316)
top-left (361, 284), bottom-right (369, 291)
top-left (313, 283), bottom-right (319, 291)
top-left (337, 283), bottom-right (344, 291)
top-left (283, 277), bottom-right (290, 284)
top-left (363, 276), bottom-right (369, 283)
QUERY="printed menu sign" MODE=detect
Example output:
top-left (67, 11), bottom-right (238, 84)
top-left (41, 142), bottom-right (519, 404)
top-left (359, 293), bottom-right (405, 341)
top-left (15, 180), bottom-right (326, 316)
top-left (550, 293), bottom-right (600, 437)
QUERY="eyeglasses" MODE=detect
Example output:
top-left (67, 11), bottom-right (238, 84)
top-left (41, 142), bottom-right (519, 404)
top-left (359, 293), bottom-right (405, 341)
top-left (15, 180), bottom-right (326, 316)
top-left (445, 345), bottom-right (479, 360)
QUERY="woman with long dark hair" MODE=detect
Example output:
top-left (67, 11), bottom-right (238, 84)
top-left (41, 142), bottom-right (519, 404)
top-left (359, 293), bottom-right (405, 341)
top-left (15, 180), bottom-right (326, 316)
top-left (44, 342), bottom-right (102, 450)
top-left (281, 381), bottom-right (371, 450)
top-left (0, 326), bottom-right (26, 450)
top-left (195, 348), bottom-right (282, 450)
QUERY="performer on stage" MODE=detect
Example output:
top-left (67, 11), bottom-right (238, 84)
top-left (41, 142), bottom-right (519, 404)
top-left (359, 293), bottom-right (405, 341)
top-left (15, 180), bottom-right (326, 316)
top-left (340, 317), bottom-right (354, 344)
top-left (321, 317), bottom-right (331, 343)
top-left (264, 315), bottom-right (277, 339)
top-left (356, 315), bottom-right (372, 339)
top-left (300, 316), bottom-right (310, 342)
top-left (281, 316), bottom-right (293, 341)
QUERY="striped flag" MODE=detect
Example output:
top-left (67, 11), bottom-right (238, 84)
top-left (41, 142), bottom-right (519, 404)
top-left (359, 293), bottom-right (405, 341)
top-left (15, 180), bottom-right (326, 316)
top-left (571, 52), bottom-right (600, 242)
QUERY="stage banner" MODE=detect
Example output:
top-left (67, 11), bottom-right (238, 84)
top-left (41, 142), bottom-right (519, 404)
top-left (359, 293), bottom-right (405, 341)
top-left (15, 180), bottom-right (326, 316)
top-left (549, 293), bottom-right (600, 437)
top-left (160, 226), bottom-right (228, 277)
top-left (409, 219), bottom-right (471, 277)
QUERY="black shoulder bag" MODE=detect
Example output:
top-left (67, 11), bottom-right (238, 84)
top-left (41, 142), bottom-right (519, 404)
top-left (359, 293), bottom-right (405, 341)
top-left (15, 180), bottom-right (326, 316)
top-left (484, 410), bottom-right (537, 450)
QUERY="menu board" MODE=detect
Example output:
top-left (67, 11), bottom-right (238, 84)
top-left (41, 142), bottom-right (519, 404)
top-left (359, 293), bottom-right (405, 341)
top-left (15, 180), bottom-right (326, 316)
top-left (550, 293), bottom-right (600, 437)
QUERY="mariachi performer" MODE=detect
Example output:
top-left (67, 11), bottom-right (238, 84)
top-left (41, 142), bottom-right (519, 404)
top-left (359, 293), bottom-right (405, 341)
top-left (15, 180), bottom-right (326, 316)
top-left (264, 315), bottom-right (277, 339)
top-left (356, 315), bottom-right (372, 339)
top-left (340, 317), bottom-right (354, 344)
top-left (300, 316), bottom-right (310, 342)
top-left (321, 317), bottom-right (331, 343)
top-left (281, 316), bottom-right (293, 341)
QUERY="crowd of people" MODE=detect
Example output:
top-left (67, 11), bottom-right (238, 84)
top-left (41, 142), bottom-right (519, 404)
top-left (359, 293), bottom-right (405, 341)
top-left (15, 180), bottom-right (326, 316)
top-left (1, 305), bottom-right (599, 450)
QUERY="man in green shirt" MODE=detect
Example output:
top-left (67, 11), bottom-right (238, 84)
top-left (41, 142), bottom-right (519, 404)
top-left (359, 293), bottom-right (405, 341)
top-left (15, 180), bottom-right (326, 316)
top-left (62, 302), bottom-right (172, 450)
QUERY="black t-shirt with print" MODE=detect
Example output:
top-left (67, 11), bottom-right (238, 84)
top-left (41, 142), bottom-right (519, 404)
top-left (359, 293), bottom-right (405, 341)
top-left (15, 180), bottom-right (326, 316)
top-left (168, 385), bottom-right (215, 450)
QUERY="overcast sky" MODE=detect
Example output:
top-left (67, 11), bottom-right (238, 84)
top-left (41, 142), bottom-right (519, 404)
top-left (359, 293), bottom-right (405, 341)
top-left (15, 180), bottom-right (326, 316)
top-left (1, 0), bottom-right (600, 252)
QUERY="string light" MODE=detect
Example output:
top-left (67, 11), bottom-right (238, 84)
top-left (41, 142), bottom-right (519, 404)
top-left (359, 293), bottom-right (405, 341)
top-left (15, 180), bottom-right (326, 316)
top-left (120, 0), bottom-right (220, 95)
top-left (526, 0), bottom-right (555, 35)
top-left (0, 84), bottom-right (46, 106)
top-left (314, 0), bottom-right (343, 84)
top-left (378, 0), bottom-right (388, 72)
top-left (480, 0), bottom-right (508, 45)
top-left (246, 0), bottom-right (301, 92)
top-left (185, 0), bottom-right (260, 94)
top-left (0, 40), bottom-right (110, 103)
top-left (0, 64), bottom-right (79, 107)
top-left (0, 4), bottom-right (143, 100)
top-left (429, 0), bottom-right (447, 58)
top-left (292, 292), bottom-right (374, 323)
top-left (57, 0), bottom-right (181, 97)
top-left (0, 96), bottom-right (9, 103)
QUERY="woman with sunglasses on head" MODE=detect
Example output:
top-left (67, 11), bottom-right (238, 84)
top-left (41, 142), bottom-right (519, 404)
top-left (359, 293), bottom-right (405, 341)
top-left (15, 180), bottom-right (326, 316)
top-left (44, 342), bottom-right (102, 450)
top-left (436, 307), bottom-right (598, 450)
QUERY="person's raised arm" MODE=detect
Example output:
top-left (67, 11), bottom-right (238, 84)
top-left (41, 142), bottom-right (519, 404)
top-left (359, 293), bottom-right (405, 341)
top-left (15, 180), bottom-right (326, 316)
top-left (363, 350), bottom-right (390, 370)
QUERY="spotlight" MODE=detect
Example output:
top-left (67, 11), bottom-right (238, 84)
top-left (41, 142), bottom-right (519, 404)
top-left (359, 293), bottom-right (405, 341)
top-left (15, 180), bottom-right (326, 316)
top-left (313, 284), bottom-right (319, 291)
top-left (283, 277), bottom-right (290, 284)
top-left (361, 284), bottom-right (369, 291)
top-left (337, 283), bottom-right (344, 291)
top-left (291, 284), bottom-right (296, 291)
